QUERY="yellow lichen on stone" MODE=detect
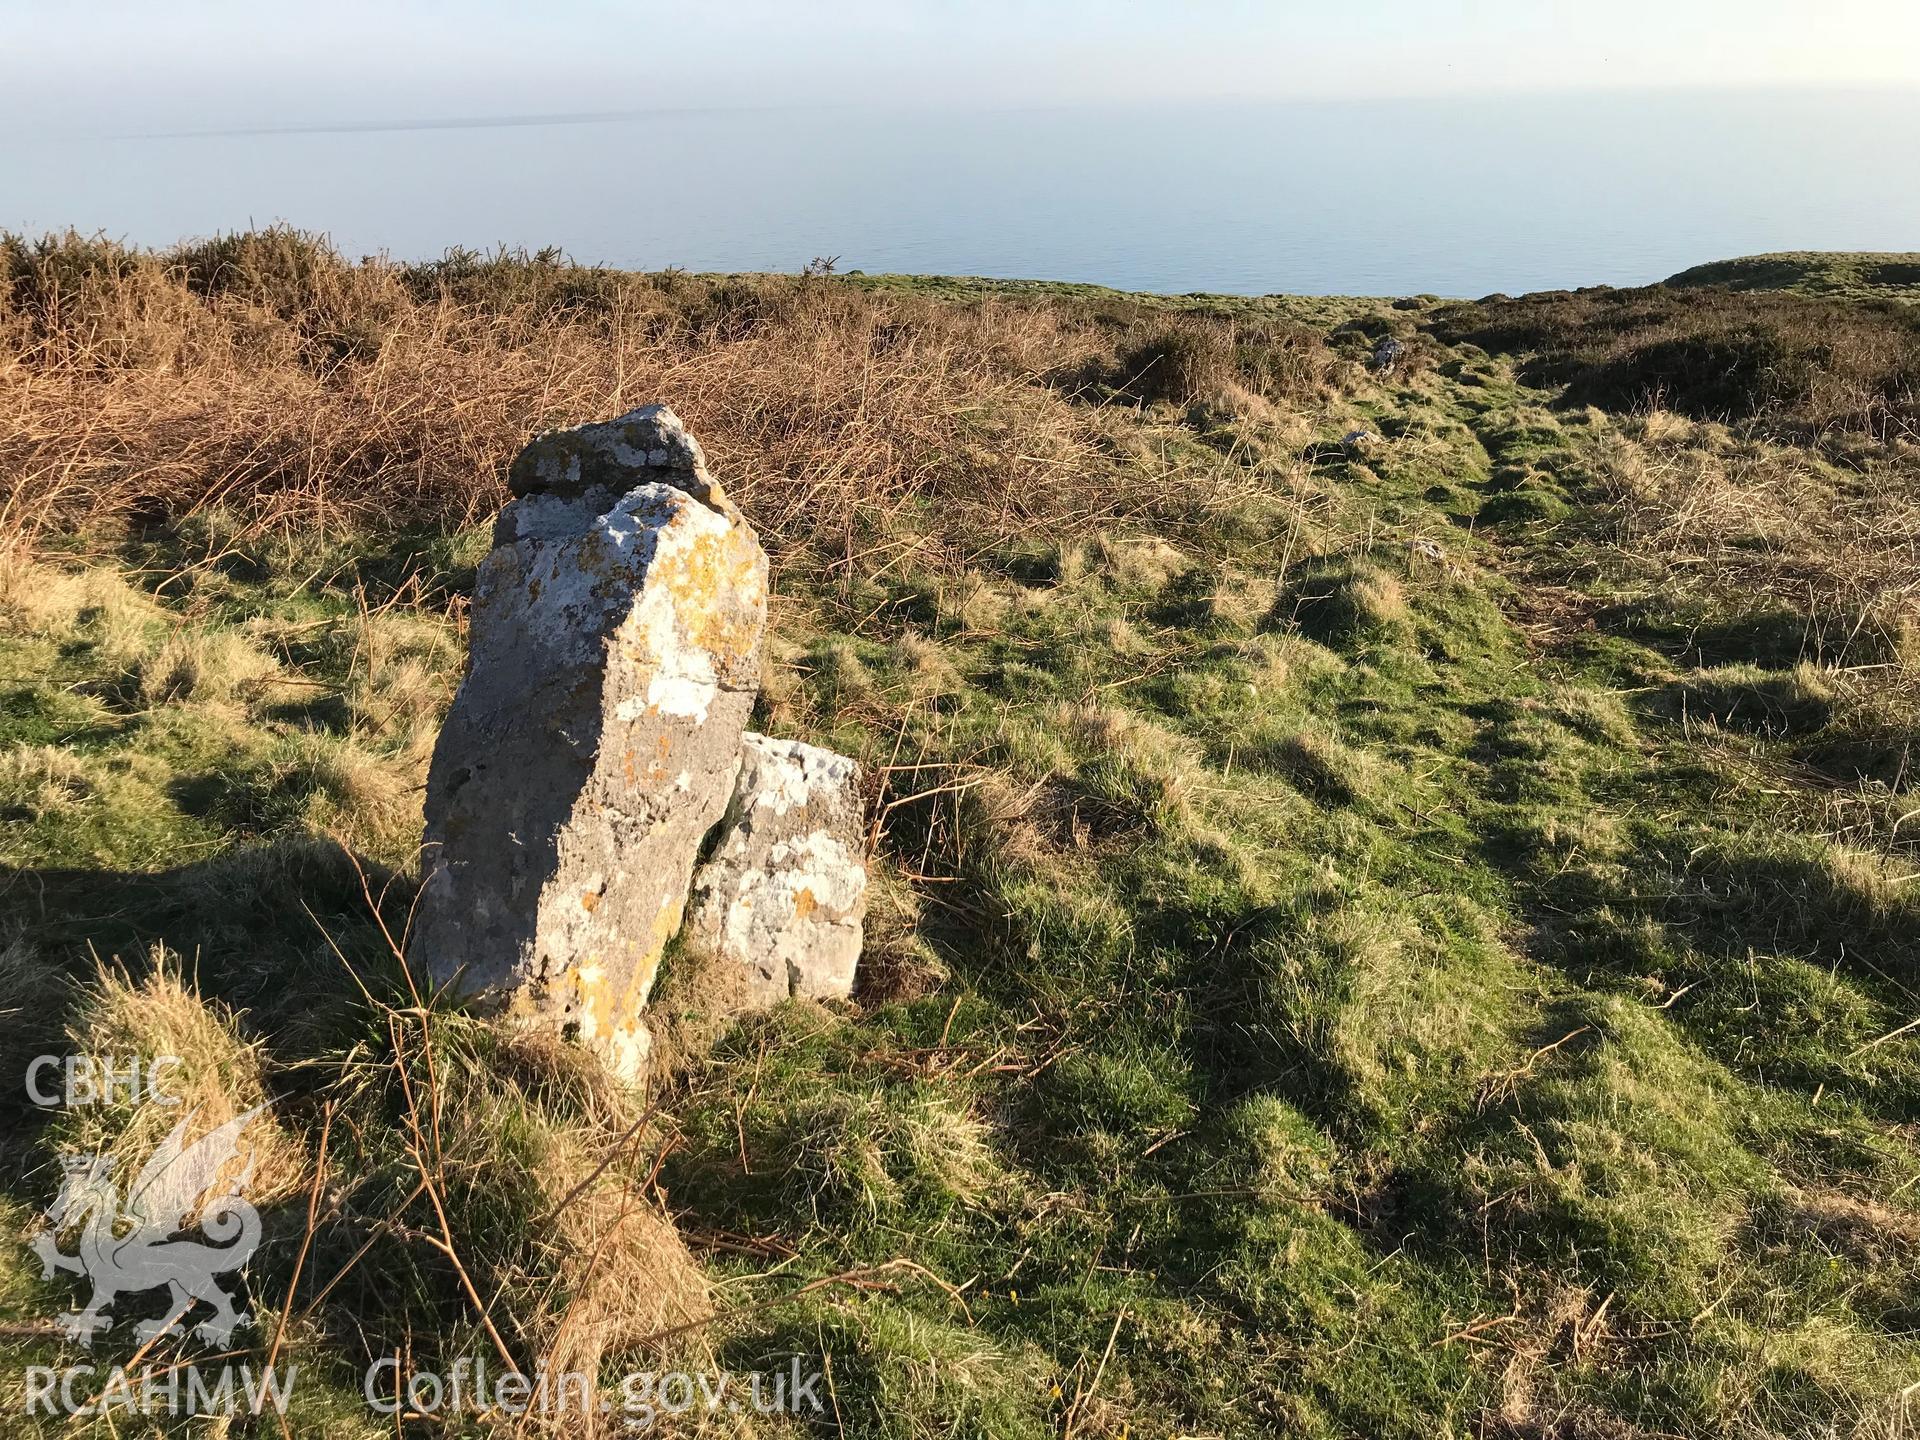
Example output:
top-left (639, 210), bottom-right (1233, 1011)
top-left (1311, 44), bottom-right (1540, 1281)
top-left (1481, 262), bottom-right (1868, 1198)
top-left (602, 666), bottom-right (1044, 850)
top-left (615, 895), bottom-right (687, 1022)
top-left (661, 528), bottom-right (766, 672)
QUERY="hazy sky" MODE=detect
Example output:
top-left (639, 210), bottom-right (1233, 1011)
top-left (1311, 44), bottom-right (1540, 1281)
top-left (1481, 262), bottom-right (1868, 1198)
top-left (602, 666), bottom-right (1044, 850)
top-left (7, 0), bottom-right (1919, 135)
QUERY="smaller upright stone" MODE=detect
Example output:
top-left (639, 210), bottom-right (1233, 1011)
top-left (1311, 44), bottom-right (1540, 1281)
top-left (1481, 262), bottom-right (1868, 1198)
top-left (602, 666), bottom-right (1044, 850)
top-left (683, 734), bottom-right (867, 1004)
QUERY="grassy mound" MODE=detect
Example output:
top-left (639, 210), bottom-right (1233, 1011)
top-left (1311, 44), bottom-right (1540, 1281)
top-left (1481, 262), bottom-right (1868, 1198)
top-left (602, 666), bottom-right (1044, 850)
top-left (1430, 284), bottom-right (1920, 438)
top-left (1667, 251), bottom-right (1920, 303)
top-left (2, 232), bottom-right (1918, 1438)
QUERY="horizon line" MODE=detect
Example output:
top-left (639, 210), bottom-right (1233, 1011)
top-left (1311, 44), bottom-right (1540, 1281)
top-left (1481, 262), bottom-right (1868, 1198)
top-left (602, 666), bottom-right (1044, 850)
top-left (85, 80), bottom-right (1920, 144)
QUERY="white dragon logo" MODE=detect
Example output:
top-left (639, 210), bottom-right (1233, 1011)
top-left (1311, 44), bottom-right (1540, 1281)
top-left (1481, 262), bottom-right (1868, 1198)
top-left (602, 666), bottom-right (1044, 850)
top-left (29, 1106), bottom-right (267, 1347)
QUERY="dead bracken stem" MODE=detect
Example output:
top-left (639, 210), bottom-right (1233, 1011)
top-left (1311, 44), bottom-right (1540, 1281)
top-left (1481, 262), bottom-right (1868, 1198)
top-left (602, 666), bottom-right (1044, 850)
top-left (262, 1099), bottom-right (334, 1378)
top-left (1062, 1306), bottom-right (1127, 1440)
top-left (0, 231), bottom-right (1345, 575)
top-left (529, 1095), bottom-right (666, 1231)
top-left (312, 832), bottom-right (529, 1375)
top-left (388, 1010), bottom-right (524, 1375)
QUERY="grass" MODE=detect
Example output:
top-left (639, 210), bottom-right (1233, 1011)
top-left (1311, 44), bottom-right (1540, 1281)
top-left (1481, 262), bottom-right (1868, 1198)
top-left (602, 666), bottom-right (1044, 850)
top-left (1667, 253), bottom-right (1920, 304)
top-left (1431, 285), bottom-right (1920, 439)
top-left (1, 233), bottom-right (1918, 1437)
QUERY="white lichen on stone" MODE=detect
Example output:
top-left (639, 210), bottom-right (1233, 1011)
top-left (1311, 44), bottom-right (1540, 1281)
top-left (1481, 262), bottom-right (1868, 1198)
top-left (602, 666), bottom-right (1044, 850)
top-left (684, 733), bottom-right (867, 1004)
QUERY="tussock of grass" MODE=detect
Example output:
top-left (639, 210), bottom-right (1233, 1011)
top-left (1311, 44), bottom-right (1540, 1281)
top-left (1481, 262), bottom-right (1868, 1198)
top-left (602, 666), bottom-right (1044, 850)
top-left (852, 867), bottom-right (950, 1005)
top-left (1088, 530), bottom-right (1187, 591)
top-left (1055, 702), bottom-right (1204, 836)
top-left (669, 1018), bottom-right (998, 1237)
top-left (1109, 313), bottom-right (1347, 410)
top-left (337, 606), bottom-right (459, 754)
top-left (125, 627), bottom-right (292, 709)
top-left (1478, 485), bottom-right (1569, 525)
top-left (201, 731), bottom-right (422, 862)
top-left (887, 629), bottom-right (963, 699)
top-left (1250, 725), bottom-right (1380, 805)
top-left (0, 744), bottom-right (95, 819)
top-left (425, 1033), bottom-right (712, 1380)
top-left (782, 1086), bottom-right (996, 1221)
top-left (0, 549), bottom-right (162, 638)
top-left (54, 953), bottom-right (307, 1215)
top-left (1463, 997), bottom-right (1763, 1315)
top-left (1217, 1092), bottom-right (1338, 1202)
top-left (1281, 555), bottom-right (1412, 648)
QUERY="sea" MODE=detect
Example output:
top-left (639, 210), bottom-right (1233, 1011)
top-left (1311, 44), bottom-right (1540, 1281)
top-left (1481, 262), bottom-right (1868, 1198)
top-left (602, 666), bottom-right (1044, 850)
top-left (6, 89), bottom-right (1917, 297)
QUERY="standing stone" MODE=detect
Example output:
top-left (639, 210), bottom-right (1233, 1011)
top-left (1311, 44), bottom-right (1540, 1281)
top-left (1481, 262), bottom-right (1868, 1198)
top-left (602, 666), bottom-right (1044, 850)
top-left (683, 734), bottom-right (868, 1005)
top-left (411, 406), bottom-right (767, 1080)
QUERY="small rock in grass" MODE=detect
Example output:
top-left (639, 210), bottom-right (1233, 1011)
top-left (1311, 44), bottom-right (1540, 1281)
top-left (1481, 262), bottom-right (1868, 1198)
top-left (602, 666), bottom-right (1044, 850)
top-left (683, 733), bottom-right (867, 1005)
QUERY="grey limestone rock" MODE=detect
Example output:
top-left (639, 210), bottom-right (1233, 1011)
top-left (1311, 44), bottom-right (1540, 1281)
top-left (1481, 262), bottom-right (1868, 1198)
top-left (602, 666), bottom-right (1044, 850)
top-left (683, 734), bottom-right (867, 1005)
top-left (410, 406), bottom-right (768, 1080)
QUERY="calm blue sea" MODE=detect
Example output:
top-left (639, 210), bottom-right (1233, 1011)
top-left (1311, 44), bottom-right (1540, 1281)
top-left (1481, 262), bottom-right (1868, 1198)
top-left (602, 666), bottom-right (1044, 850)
top-left (7, 90), bottom-right (1918, 296)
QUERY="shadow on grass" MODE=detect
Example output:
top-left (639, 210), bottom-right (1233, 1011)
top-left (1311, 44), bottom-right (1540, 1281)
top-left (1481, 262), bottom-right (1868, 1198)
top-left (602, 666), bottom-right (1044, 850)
top-left (0, 837), bottom-right (415, 1173)
top-left (0, 838), bottom-right (488, 1395)
top-left (1589, 599), bottom-right (1829, 669)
